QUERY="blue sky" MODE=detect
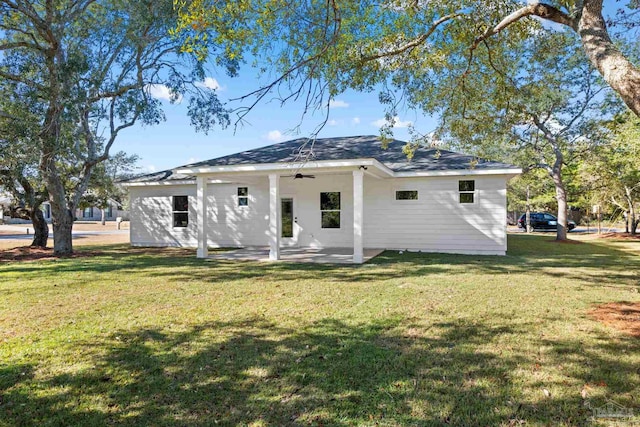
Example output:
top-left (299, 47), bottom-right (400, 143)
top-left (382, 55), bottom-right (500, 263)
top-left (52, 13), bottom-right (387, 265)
top-left (115, 3), bottom-right (633, 174)
top-left (118, 69), bottom-right (438, 173)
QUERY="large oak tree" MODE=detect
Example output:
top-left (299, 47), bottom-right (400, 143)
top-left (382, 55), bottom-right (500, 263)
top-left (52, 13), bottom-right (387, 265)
top-left (177, 1), bottom-right (639, 116)
top-left (0, 0), bottom-right (230, 255)
top-left (177, 0), bottom-right (635, 240)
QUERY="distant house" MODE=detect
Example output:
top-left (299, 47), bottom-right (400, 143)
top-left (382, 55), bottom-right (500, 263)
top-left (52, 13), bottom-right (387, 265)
top-left (70, 200), bottom-right (127, 222)
top-left (0, 193), bottom-right (11, 224)
top-left (1, 199), bottom-right (127, 224)
top-left (122, 136), bottom-right (521, 263)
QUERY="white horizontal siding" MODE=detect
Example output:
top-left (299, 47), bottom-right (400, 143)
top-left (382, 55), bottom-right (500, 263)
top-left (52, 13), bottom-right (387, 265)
top-left (280, 174), bottom-right (354, 248)
top-left (363, 175), bottom-right (507, 254)
top-left (205, 181), bottom-right (270, 247)
top-left (130, 184), bottom-right (198, 247)
top-left (129, 173), bottom-right (509, 255)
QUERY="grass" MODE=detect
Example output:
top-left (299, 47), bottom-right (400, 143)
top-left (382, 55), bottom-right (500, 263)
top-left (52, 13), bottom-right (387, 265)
top-left (0, 234), bottom-right (639, 426)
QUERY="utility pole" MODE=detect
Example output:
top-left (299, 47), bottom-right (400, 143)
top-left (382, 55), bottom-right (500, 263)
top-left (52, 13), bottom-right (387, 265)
top-left (526, 185), bottom-right (531, 233)
top-left (593, 204), bottom-right (602, 234)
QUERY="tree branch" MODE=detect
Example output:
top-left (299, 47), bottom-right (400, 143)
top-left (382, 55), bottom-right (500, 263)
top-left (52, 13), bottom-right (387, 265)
top-left (358, 13), bottom-right (460, 63)
top-left (473, 3), bottom-right (577, 50)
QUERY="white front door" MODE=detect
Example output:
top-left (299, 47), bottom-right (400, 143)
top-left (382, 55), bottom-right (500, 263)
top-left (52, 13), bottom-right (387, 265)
top-left (281, 196), bottom-right (298, 246)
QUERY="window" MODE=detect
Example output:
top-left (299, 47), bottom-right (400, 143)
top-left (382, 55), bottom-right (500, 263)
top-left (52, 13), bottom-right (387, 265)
top-left (106, 206), bottom-right (113, 218)
top-left (320, 192), bottom-right (340, 228)
top-left (83, 207), bottom-right (93, 218)
top-left (173, 195), bottom-right (189, 227)
top-left (459, 180), bottom-right (475, 204)
top-left (41, 204), bottom-right (51, 219)
top-left (237, 187), bottom-right (248, 207)
top-left (396, 190), bottom-right (418, 200)
top-left (281, 198), bottom-right (293, 238)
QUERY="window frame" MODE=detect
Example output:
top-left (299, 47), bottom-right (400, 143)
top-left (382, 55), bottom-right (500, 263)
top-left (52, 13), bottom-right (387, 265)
top-left (41, 204), bottom-right (51, 219)
top-left (83, 207), bottom-right (93, 218)
top-left (237, 187), bottom-right (249, 207)
top-left (320, 191), bottom-right (341, 229)
top-left (458, 180), bottom-right (476, 204)
top-left (395, 189), bottom-right (419, 201)
top-left (172, 195), bottom-right (189, 228)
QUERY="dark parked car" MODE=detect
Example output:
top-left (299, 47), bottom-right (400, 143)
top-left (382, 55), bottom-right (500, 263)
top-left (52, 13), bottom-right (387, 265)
top-left (517, 212), bottom-right (576, 231)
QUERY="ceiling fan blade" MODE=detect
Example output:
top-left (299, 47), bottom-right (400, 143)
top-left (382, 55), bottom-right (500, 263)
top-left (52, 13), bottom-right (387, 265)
top-left (284, 173), bottom-right (316, 179)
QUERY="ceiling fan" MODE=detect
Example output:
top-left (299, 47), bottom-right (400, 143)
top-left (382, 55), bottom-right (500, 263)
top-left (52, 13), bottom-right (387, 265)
top-left (284, 172), bottom-right (316, 179)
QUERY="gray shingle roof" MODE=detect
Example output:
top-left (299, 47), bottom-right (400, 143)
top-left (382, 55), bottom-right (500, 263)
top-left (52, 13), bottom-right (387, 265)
top-left (119, 169), bottom-right (194, 184)
top-left (123, 135), bottom-right (517, 183)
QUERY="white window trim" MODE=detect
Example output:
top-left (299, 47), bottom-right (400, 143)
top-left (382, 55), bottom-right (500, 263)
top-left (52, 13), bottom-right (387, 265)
top-left (393, 189), bottom-right (419, 202)
top-left (237, 186), bottom-right (249, 208)
top-left (172, 195), bottom-right (189, 228)
top-left (458, 180), bottom-right (477, 205)
top-left (320, 191), bottom-right (341, 229)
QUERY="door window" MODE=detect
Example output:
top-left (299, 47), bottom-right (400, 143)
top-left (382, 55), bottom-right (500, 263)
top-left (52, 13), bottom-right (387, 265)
top-left (281, 198), bottom-right (293, 238)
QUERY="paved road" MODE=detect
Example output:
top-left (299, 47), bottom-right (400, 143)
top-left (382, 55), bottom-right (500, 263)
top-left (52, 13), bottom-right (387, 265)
top-left (0, 227), bottom-right (128, 240)
top-left (509, 226), bottom-right (625, 234)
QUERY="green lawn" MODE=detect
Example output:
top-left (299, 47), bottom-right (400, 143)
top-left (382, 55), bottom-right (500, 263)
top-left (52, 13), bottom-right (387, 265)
top-left (1, 235), bottom-right (639, 426)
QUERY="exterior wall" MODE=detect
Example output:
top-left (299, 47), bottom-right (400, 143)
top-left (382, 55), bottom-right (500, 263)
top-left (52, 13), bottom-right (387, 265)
top-left (129, 173), bottom-right (509, 255)
top-left (204, 181), bottom-right (270, 247)
top-left (74, 205), bottom-right (127, 222)
top-left (363, 175), bottom-right (508, 255)
top-left (130, 184), bottom-right (198, 247)
top-left (280, 174), bottom-right (354, 248)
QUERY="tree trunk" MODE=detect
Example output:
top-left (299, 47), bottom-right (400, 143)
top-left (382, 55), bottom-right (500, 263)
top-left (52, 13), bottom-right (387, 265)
top-left (579, 0), bottom-right (640, 116)
top-left (51, 205), bottom-right (74, 256)
top-left (30, 207), bottom-right (49, 248)
top-left (550, 169), bottom-right (568, 241)
top-left (101, 208), bottom-right (106, 225)
top-left (623, 187), bottom-right (637, 235)
top-left (624, 211), bottom-right (630, 233)
top-left (42, 158), bottom-right (75, 256)
top-left (9, 206), bottom-right (49, 248)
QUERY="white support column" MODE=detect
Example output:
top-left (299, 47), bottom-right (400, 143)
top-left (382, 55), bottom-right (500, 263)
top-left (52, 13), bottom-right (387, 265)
top-left (353, 169), bottom-right (364, 264)
top-left (196, 175), bottom-right (208, 258)
top-left (268, 173), bottom-right (281, 261)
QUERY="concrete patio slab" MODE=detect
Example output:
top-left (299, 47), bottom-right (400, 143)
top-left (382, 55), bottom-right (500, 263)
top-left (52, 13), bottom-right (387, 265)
top-left (208, 247), bottom-right (384, 264)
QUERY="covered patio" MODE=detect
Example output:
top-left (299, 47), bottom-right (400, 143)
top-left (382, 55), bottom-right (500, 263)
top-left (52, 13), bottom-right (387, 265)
top-left (207, 247), bottom-right (385, 264)
top-left (178, 158), bottom-right (391, 264)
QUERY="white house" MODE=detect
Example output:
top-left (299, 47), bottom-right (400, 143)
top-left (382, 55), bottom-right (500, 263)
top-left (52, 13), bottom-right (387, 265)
top-left (1, 199), bottom-right (126, 224)
top-left (123, 136), bottom-right (521, 263)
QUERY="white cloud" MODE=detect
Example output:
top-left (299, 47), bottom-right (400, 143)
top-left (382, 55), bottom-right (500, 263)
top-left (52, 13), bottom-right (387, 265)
top-left (371, 116), bottom-right (412, 128)
top-left (187, 157), bottom-right (199, 164)
top-left (329, 99), bottom-right (349, 108)
top-left (145, 84), bottom-right (182, 103)
top-left (196, 77), bottom-right (222, 91)
top-left (425, 131), bottom-right (444, 146)
top-left (146, 165), bottom-right (157, 172)
top-left (327, 119), bottom-right (339, 126)
top-left (266, 130), bottom-right (285, 142)
top-left (351, 117), bottom-right (361, 125)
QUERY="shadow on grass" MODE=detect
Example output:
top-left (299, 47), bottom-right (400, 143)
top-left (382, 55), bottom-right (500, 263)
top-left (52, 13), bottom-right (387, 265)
top-left (1, 235), bottom-right (638, 291)
top-left (2, 317), bottom-right (638, 425)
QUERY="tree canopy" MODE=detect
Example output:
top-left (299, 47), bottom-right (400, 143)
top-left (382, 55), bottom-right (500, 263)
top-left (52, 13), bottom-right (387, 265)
top-left (176, 0), bottom-right (640, 121)
top-left (0, 0), bottom-right (231, 255)
top-left (583, 112), bottom-right (640, 233)
top-left (177, 0), bottom-right (633, 240)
